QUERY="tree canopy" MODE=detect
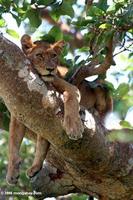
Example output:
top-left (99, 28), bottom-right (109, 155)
top-left (0, 0), bottom-right (133, 200)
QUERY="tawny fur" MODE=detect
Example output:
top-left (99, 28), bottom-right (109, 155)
top-left (57, 67), bottom-right (112, 118)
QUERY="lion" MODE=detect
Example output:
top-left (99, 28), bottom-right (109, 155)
top-left (6, 35), bottom-right (84, 184)
top-left (6, 35), bottom-right (112, 185)
top-left (78, 79), bottom-right (113, 119)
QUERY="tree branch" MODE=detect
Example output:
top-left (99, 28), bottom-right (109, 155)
top-left (69, 37), bottom-right (113, 86)
top-left (0, 34), bottom-right (133, 200)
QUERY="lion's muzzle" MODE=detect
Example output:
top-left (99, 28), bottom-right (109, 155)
top-left (41, 68), bottom-right (56, 82)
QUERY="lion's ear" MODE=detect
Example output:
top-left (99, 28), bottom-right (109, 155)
top-left (21, 34), bottom-right (34, 54)
top-left (52, 40), bottom-right (65, 54)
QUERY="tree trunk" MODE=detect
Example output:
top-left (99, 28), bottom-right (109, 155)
top-left (0, 34), bottom-right (132, 200)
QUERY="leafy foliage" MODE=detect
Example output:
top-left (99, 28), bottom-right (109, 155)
top-left (0, 0), bottom-right (133, 199)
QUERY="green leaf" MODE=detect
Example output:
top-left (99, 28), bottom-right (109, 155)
top-left (99, 23), bottom-right (112, 29)
top-left (60, 1), bottom-right (74, 17)
top-left (107, 2), bottom-right (124, 13)
top-left (97, 0), bottom-right (109, 11)
top-left (120, 120), bottom-right (133, 128)
top-left (48, 26), bottom-right (63, 41)
top-left (0, 6), bottom-right (6, 15)
top-left (13, 0), bottom-right (19, 3)
top-left (73, 17), bottom-right (95, 28)
top-left (124, 64), bottom-right (133, 71)
top-left (42, 31), bottom-right (64, 43)
top-left (116, 83), bottom-right (129, 98)
top-left (0, 18), bottom-right (6, 27)
top-left (87, 6), bottom-right (104, 16)
top-left (115, 2), bottom-right (124, 11)
top-left (26, 8), bottom-right (41, 28)
top-left (97, 54), bottom-right (104, 63)
top-left (41, 26), bottom-right (63, 43)
top-left (78, 47), bottom-right (90, 52)
top-left (0, 0), bottom-right (11, 11)
top-left (107, 130), bottom-right (133, 142)
top-left (129, 52), bottom-right (133, 59)
top-left (97, 30), bottom-right (114, 46)
top-left (37, 0), bottom-right (55, 6)
top-left (104, 81), bottom-right (115, 92)
top-left (6, 29), bottom-right (19, 39)
top-left (63, 33), bottom-right (73, 42)
top-left (54, 1), bottom-right (74, 18)
top-left (72, 194), bottom-right (88, 200)
top-left (41, 34), bottom-right (55, 43)
top-left (11, 13), bottom-right (21, 26)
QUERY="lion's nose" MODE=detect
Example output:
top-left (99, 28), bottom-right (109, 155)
top-left (46, 67), bottom-right (54, 72)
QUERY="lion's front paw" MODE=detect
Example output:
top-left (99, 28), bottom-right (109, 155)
top-left (27, 164), bottom-right (42, 178)
top-left (6, 157), bottom-right (22, 185)
top-left (63, 115), bottom-right (84, 140)
top-left (6, 174), bottom-right (20, 185)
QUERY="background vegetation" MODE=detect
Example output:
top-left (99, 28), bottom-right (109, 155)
top-left (0, 0), bottom-right (132, 199)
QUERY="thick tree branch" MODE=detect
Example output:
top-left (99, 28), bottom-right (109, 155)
top-left (0, 34), bottom-right (109, 164)
top-left (0, 35), bottom-right (133, 200)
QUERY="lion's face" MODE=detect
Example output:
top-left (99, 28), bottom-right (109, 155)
top-left (27, 42), bottom-right (59, 82)
top-left (21, 35), bottom-right (64, 82)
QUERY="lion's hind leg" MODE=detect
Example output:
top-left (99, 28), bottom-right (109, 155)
top-left (6, 116), bottom-right (25, 185)
top-left (27, 135), bottom-right (50, 178)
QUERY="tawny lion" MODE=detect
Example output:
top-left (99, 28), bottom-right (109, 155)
top-left (6, 35), bottom-right (84, 184)
top-left (6, 35), bottom-right (112, 185)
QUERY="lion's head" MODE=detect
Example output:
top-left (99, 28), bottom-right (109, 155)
top-left (21, 34), bottom-right (65, 82)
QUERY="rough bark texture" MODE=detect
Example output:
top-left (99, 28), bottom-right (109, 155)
top-left (0, 34), bottom-right (133, 200)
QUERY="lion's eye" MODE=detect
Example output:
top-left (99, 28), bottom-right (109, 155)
top-left (51, 53), bottom-right (57, 59)
top-left (36, 53), bottom-right (43, 59)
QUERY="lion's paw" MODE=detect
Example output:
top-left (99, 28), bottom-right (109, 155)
top-left (27, 164), bottom-right (42, 178)
top-left (63, 115), bottom-right (84, 140)
top-left (6, 157), bottom-right (22, 185)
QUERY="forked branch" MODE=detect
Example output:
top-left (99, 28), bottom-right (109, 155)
top-left (69, 37), bottom-right (113, 85)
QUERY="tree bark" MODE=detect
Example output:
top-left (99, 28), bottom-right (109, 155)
top-left (0, 34), bottom-right (133, 200)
